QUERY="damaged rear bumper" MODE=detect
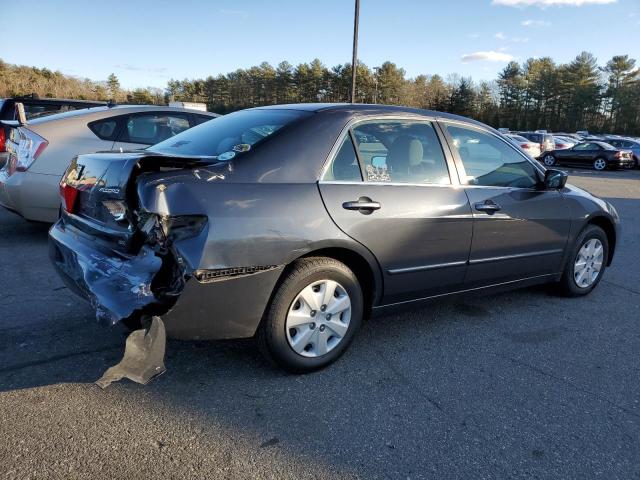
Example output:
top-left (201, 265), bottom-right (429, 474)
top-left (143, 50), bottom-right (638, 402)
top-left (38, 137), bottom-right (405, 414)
top-left (49, 220), bottom-right (163, 326)
top-left (49, 218), bottom-right (284, 339)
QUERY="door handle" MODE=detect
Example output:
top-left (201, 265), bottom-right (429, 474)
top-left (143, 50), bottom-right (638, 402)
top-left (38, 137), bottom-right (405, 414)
top-left (342, 197), bottom-right (381, 214)
top-left (474, 200), bottom-right (501, 214)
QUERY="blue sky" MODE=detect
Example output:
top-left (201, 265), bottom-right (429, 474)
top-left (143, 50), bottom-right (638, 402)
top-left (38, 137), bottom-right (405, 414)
top-left (1, 0), bottom-right (639, 89)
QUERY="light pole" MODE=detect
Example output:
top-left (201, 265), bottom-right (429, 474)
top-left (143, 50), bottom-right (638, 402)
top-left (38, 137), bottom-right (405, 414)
top-left (373, 66), bottom-right (379, 104)
top-left (351, 0), bottom-right (360, 103)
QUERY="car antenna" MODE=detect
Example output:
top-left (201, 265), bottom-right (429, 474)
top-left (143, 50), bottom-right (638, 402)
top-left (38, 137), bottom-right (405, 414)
top-left (107, 99), bottom-right (117, 108)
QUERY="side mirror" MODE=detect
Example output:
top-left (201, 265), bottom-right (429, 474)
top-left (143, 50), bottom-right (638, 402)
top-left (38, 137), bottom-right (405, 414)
top-left (543, 169), bottom-right (568, 189)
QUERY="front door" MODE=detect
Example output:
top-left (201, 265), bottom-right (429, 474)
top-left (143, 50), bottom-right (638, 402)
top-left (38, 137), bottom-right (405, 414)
top-left (319, 118), bottom-right (473, 304)
top-left (441, 121), bottom-right (571, 288)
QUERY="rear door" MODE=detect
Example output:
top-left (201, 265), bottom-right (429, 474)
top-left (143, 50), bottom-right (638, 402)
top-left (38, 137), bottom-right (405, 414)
top-left (318, 117), bottom-right (473, 304)
top-left (111, 112), bottom-right (191, 150)
top-left (441, 121), bottom-right (571, 288)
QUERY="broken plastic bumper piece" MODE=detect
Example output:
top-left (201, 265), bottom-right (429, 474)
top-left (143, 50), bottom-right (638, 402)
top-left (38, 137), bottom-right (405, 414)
top-left (49, 221), bottom-right (162, 326)
top-left (96, 316), bottom-right (167, 388)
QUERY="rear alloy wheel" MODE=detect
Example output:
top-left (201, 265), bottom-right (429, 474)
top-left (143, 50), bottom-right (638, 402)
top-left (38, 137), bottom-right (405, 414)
top-left (543, 154), bottom-right (556, 167)
top-left (557, 225), bottom-right (608, 297)
top-left (258, 257), bottom-right (363, 373)
top-left (593, 158), bottom-right (607, 171)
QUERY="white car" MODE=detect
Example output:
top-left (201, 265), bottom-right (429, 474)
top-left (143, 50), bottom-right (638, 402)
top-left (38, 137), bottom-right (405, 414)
top-left (0, 105), bottom-right (219, 222)
top-left (552, 135), bottom-right (577, 149)
top-left (505, 134), bottom-right (542, 159)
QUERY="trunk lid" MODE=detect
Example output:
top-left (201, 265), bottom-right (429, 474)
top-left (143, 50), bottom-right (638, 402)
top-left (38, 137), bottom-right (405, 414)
top-left (60, 151), bottom-right (216, 248)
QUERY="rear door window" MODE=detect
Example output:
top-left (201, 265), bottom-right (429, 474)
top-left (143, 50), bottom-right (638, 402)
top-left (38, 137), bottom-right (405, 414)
top-left (350, 120), bottom-right (451, 185)
top-left (323, 134), bottom-right (362, 182)
top-left (118, 113), bottom-right (190, 145)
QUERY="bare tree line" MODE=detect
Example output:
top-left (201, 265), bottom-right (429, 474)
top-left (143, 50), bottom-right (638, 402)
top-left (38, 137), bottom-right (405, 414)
top-left (1, 52), bottom-right (639, 135)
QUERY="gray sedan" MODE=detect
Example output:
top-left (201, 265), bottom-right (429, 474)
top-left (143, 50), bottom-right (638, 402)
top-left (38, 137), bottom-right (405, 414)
top-left (0, 105), bottom-right (218, 222)
top-left (49, 104), bottom-right (619, 373)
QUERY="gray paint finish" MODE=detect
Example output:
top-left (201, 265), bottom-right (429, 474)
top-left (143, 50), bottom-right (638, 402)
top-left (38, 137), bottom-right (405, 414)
top-left (47, 104), bottom-right (620, 340)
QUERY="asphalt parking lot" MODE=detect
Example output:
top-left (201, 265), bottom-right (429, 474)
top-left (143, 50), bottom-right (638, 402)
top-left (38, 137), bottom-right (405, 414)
top-left (1, 168), bottom-right (639, 479)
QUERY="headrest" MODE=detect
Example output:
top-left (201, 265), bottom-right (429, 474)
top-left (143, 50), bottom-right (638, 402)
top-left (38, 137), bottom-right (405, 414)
top-left (408, 139), bottom-right (423, 166)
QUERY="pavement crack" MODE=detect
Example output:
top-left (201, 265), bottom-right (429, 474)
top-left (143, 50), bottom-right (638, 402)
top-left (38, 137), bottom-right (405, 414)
top-left (602, 279), bottom-right (640, 296)
top-left (498, 354), bottom-right (640, 421)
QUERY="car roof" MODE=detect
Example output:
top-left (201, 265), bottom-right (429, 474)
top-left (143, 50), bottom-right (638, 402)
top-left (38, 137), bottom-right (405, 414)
top-left (12, 96), bottom-right (106, 105)
top-left (27, 104), bottom-right (219, 125)
top-left (252, 103), bottom-right (488, 127)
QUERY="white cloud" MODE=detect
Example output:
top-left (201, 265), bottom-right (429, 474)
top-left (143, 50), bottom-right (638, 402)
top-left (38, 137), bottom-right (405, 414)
top-left (493, 0), bottom-right (616, 6)
top-left (512, 36), bottom-right (531, 42)
top-left (494, 32), bottom-right (507, 40)
top-left (461, 51), bottom-right (516, 63)
top-left (521, 19), bottom-right (551, 26)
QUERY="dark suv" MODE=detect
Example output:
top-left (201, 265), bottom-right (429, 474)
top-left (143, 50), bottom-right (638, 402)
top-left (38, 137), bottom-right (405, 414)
top-left (517, 132), bottom-right (555, 156)
top-left (0, 95), bottom-right (107, 167)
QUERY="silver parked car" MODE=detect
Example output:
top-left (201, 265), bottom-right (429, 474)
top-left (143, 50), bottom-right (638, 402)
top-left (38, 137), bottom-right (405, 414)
top-left (0, 105), bottom-right (219, 222)
top-left (505, 133), bottom-right (542, 159)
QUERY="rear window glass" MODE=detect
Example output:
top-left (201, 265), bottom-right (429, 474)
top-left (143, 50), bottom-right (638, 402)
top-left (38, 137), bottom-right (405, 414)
top-left (118, 113), bottom-right (190, 145)
top-left (148, 109), bottom-right (312, 158)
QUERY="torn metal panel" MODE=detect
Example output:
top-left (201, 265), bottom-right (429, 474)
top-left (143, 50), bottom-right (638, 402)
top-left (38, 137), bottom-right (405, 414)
top-left (194, 265), bottom-right (279, 283)
top-left (96, 316), bottom-right (166, 388)
top-left (50, 225), bottom-right (163, 326)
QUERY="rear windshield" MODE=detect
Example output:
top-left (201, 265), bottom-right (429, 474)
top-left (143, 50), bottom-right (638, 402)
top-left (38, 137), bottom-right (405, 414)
top-left (509, 135), bottom-right (529, 142)
top-left (148, 109), bottom-right (312, 158)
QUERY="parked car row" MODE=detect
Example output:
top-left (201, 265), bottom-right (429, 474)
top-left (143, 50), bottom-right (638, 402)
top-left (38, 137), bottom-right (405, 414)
top-left (0, 95), bottom-right (107, 168)
top-left (499, 128), bottom-right (638, 170)
top-left (0, 102), bottom-right (219, 222)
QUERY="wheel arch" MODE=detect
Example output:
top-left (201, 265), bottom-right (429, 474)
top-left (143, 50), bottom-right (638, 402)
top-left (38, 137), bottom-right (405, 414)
top-left (271, 245), bottom-right (383, 321)
top-left (587, 215), bottom-right (616, 266)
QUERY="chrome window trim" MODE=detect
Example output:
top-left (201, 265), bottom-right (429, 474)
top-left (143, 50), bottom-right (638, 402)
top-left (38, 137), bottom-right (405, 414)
top-left (318, 114), bottom-right (458, 186)
top-left (386, 249), bottom-right (563, 276)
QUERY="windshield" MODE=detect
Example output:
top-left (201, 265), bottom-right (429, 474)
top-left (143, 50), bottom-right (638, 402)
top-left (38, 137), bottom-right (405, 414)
top-left (509, 135), bottom-right (529, 143)
top-left (148, 109), bottom-right (313, 158)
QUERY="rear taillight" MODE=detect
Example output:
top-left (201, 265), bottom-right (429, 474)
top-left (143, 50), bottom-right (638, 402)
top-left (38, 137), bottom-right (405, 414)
top-left (0, 128), bottom-right (5, 153)
top-left (14, 128), bottom-right (48, 172)
top-left (521, 143), bottom-right (530, 149)
top-left (540, 143), bottom-right (545, 151)
top-left (59, 181), bottom-right (79, 214)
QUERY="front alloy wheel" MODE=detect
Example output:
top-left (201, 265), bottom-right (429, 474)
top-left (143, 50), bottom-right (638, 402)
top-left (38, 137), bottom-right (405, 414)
top-left (258, 257), bottom-right (363, 373)
top-left (543, 155), bottom-right (556, 166)
top-left (557, 224), bottom-right (608, 297)
top-left (573, 238), bottom-right (604, 288)
top-left (593, 158), bottom-right (607, 171)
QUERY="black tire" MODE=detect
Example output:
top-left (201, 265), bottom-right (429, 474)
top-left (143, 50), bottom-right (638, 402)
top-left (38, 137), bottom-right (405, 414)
top-left (542, 154), bottom-right (556, 167)
top-left (556, 225), bottom-right (608, 297)
top-left (258, 257), bottom-right (364, 373)
top-left (593, 157), bottom-right (607, 171)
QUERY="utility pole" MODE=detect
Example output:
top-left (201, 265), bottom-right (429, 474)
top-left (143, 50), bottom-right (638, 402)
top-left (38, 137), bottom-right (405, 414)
top-left (351, 0), bottom-right (360, 103)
